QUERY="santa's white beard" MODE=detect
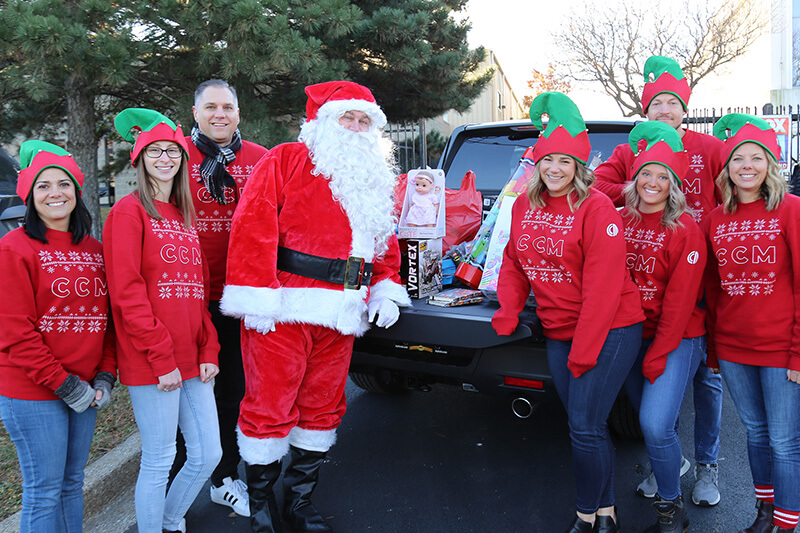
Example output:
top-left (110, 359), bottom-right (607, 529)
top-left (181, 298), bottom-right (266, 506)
top-left (299, 115), bottom-right (397, 258)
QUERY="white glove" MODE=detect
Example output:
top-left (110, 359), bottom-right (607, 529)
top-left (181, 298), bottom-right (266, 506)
top-left (244, 315), bottom-right (276, 335)
top-left (368, 298), bottom-right (400, 328)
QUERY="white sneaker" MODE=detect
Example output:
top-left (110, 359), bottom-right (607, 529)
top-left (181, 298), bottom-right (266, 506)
top-left (636, 456), bottom-right (691, 498)
top-left (210, 476), bottom-right (250, 517)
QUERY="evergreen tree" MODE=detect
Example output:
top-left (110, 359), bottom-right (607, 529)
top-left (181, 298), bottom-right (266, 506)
top-left (0, 0), bottom-right (489, 235)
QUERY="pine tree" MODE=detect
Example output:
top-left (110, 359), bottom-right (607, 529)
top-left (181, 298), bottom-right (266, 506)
top-left (0, 0), bottom-right (489, 235)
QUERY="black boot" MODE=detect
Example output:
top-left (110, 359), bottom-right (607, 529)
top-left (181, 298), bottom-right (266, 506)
top-left (245, 461), bottom-right (283, 533)
top-left (644, 494), bottom-right (689, 533)
top-left (739, 500), bottom-right (775, 533)
top-left (565, 515), bottom-right (593, 533)
top-left (594, 507), bottom-right (620, 533)
top-left (283, 446), bottom-right (332, 532)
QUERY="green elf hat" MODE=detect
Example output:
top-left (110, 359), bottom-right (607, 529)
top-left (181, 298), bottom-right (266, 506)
top-left (713, 113), bottom-right (780, 166)
top-left (17, 140), bottom-right (84, 204)
top-left (530, 92), bottom-right (591, 165)
top-left (114, 108), bottom-right (190, 166)
top-left (629, 121), bottom-right (688, 186)
top-left (641, 56), bottom-right (691, 112)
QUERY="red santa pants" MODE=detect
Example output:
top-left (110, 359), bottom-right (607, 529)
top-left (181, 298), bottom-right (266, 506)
top-left (238, 321), bottom-right (354, 441)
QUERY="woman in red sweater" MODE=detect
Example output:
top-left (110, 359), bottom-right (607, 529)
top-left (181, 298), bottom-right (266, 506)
top-left (620, 122), bottom-right (707, 532)
top-left (706, 114), bottom-right (800, 533)
top-left (492, 92), bottom-right (644, 533)
top-left (0, 141), bottom-right (115, 532)
top-left (104, 108), bottom-right (221, 533)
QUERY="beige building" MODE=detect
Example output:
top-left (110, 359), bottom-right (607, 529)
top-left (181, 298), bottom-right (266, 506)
top-left (426, 50), bottom-right (526, 139)
top-left (770, 0), bottom-right (800, 105)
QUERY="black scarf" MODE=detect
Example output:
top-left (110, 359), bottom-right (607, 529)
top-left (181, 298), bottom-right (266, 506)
top-left (191, 124), bottom-right (243, 204)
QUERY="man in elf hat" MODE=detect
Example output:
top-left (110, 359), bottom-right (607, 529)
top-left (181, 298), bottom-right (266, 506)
top-left (220, 80), bottom-right (410, 532)
top-left (170, 79), bottom-right (268, 517)
top-left (594, 55), bottom-right (725, 507)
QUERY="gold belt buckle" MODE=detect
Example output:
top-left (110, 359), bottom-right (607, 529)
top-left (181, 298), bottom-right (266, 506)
top-left (344, 256), bottom-right (365, 290)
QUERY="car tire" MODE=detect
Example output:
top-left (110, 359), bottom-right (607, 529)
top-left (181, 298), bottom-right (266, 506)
top-left (349, 370), bottom-right (408, 395)
top-left (607, 391), bottom-right (643, 440)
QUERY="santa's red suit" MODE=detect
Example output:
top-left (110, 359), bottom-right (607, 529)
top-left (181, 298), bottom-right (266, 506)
top-left (220, 83), bottom-right (409, 466)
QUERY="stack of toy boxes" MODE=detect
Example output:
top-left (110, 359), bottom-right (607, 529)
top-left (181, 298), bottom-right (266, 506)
top-left (397, 169), bottom-right (446, 298)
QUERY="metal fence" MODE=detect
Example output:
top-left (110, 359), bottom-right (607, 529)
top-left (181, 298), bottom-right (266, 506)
top-left (686, 104), bottom-right (800, 178)
top-left (386, 120), bottom-right (430, 174)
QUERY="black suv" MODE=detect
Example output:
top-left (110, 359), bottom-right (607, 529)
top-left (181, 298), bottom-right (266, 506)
top-left (349, 119), bottom-right (644, 438)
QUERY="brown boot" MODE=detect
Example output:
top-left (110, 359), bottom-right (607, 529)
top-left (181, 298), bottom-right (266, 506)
top-left (739, 500), bottom-right (774, 533)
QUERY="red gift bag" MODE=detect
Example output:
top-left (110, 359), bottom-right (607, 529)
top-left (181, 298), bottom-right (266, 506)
top-left (442, 170), bottom-right (482, 253)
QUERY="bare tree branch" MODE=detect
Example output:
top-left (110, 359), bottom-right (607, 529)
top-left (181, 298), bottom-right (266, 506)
top-left (554, 0), bottom-right (768, 116)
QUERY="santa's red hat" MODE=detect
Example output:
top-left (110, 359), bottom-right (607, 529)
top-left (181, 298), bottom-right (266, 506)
top-left (17, 140), bottom-right (84, 203)
top-left (305, 81), bottom-right (387, 128)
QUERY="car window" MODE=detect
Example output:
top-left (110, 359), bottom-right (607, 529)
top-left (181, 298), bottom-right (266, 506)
top-left (0, 147), bottom-right (19, 196)
top-left (443, 130), bottom-right (631, 193)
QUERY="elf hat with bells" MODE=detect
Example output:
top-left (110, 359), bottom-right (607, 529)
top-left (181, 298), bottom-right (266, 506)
top-left (641, 56), bottom-right (692, 113)
top-left (629, 121), bottom-right (688, 186)
top-left (114, 108), bottom-right (190, 165)
top-left (712, 113), bottom-right (781, 166)
top-left (530, 91), bottom-right (591, 165)
top-left (17, 140), bottom-right (84, 204)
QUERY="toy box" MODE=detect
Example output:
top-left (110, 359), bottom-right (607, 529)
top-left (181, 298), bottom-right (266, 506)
top-left (398, 169), bottom-right (446, 240)
top-left (405, 239), bottom-right (443, 299)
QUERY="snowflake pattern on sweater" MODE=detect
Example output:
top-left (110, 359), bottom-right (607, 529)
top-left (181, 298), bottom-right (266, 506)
top-left (149, 218), bottom-right (204, 300)
top-left (520, 208), bottom-right (575, 284)
top-left (36, 250), bottom-right (107, 335)
top-left (711, 217), bottom-right (780, 297)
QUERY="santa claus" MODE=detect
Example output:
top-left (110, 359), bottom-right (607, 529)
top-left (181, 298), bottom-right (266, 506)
top-left (221, 81), bottom-right (410, 532)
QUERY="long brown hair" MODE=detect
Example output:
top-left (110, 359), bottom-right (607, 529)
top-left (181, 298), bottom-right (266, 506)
top-left (716, 152), bottom-right (785, 214)
top-left (134, 150), bottom-right (195, 228)
top-left (526, 157), bottom-right (594, 212)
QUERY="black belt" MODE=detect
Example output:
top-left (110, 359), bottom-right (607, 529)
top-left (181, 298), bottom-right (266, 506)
top-left (277, 246), bottom-right (373, 290)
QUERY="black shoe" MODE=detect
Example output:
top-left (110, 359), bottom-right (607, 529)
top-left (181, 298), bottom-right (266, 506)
top-left (565, 515), bottom-right (594, 533)
top-left (644, 494), bottom-right (689, 533)
top-left (766, 527), bottom-right (795, 533)
top-left (283, 446), bottom-right (332, 532)
top-left (246, 461), bottom-right (283, 533)
top-left (594, 508), bottom-right (619, 533)
top-left (739, 500), bottom-right (775, 533)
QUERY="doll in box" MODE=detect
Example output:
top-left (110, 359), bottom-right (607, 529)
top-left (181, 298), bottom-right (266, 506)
top-left (406, 171), bottom-right (441, 227)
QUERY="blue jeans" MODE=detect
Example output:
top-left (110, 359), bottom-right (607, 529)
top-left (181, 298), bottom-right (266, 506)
top-left (0, 396), bottom-right (97, 533)
top-left (547, 322), bottom-right (642, 514)
top-left (718, 360), bottom-right (800, 512)
top-left (693, 354), bottom-right (723, 464)
top-left (623, 337), bottom-right (704, 500)
top-left (129, 377), bottom-right (222, 532)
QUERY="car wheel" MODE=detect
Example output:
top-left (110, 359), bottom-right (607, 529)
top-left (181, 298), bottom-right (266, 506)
top-left (349, 370), bottom-right (408, 395)
top-left (607, 391), bottom-right (643, 440)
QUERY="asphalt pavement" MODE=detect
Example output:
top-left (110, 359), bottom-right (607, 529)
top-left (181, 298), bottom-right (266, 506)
top-left (113, 376), bottom-right (762, 533)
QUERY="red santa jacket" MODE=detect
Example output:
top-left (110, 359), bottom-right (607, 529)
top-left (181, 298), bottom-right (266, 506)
top-left (187, 138), bottom-right (268, 300)
top-left (594, 129), bottom-right (724, 223)
top-left (221, 142), bottom-right (409, 336)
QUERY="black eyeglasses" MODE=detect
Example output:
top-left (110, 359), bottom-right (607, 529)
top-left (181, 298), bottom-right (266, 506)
top-left (144, 146), bottom-right (182, 159)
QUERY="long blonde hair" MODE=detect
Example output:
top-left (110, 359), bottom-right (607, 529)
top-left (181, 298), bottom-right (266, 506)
top-left (526, 157), bottom-right (594, 212)
top-left (134, 153), bottom-right (195, 229)
top-left (623, 169), bottom-right (687, 231)
top-left (716, 150), bottom-right (785, 214)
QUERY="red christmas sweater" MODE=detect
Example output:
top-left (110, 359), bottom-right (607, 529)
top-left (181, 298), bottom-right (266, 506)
top-left (622, 210), bottom-right (707, 382)
top-left (103, 194), bottom-right (219, 386)
top-left (493, 190), bottom-right (645, 377)
top-left (594, 129), bottom-right (725, 223)
top-left (705, 195), bottom-right (800, 371)
top-left (187, 139), bottom-right (268, 301)
top-left (0, 228), bottom-right (115, 400)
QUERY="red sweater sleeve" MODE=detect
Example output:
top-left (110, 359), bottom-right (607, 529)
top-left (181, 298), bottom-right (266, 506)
top-left (786, 202), bottom-right (800, 371)
top-left (592, 143), bottom-right (634, 207)
top-left (567, 200), bottom-right (630, 376)
top-left (702, 216), bottom-right (721, 368)
top-left (493, 196), bottom-right (532, 335)
top-left (0, 247), bottom-right (70, 391)
top-left (103, 208), bottom-right (177, 379)
top-left (642, 226), bottom-right (707, 382)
